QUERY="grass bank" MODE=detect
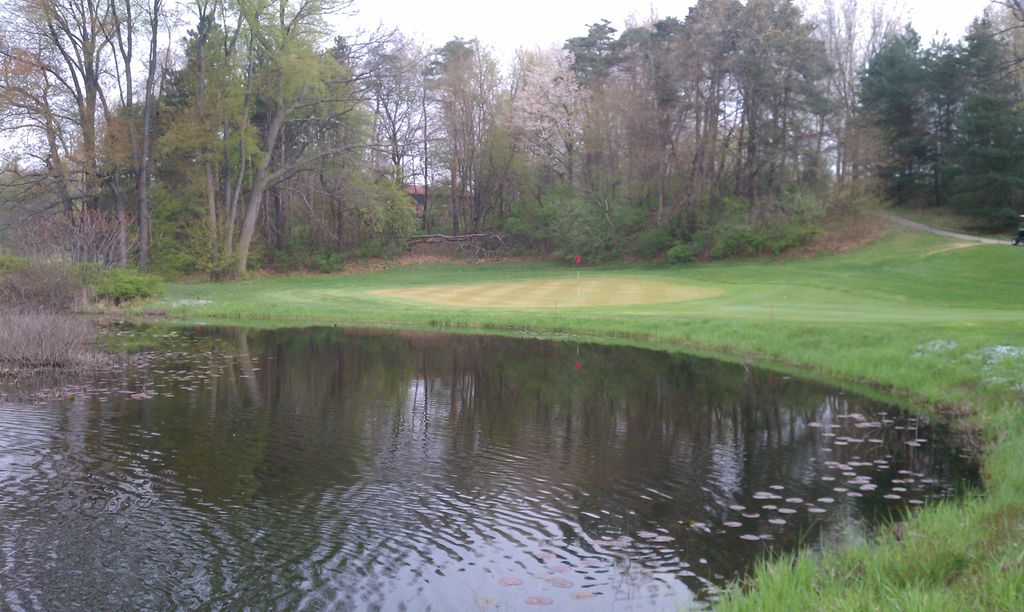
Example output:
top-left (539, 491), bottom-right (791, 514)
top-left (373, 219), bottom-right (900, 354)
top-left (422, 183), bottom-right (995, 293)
top-left (161, 229), bottom-right (1024, 608)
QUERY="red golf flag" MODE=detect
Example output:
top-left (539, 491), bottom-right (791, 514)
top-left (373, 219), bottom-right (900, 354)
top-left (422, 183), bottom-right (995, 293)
top-left (575, 255), bottom-right (582, 265)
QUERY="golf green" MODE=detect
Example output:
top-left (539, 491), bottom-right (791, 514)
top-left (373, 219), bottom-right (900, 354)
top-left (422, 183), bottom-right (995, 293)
top-left (372, 277), bottom-right (723, 307)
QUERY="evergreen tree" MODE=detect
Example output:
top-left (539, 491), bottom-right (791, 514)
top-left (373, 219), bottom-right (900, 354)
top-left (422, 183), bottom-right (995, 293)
top-left (921, 40), bottom-right (967, 207)
top-left (861, 27), bottom-right (929, 205)
top-left (949, 19), bottom-right (1024, 220)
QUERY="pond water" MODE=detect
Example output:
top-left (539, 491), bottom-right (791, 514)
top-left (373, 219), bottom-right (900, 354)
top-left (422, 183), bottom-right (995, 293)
top-left (0, 326), bottom-right (976, 610)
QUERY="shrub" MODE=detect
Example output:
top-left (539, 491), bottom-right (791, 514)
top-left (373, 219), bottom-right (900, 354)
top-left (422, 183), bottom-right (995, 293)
top-left (665, 243), bottom-right (699, 264)
top-left (356, 238), bottom-right (404, 259)
top-left (271, 236), bottom-right (311, 271)
top-left (759, 223), bottom-right (820, 255)
top-left (549, 198), bottom-right (617, 260)
top-left (709, 223), bottom-right (819, 259)
top-left (149, 183), bottom-right (209, 276)
top-left (710, 227), bottom-right (760, 259)
top-left (624, 227), bottom-right (674, 259)
top-left (312, 251), bottom-right (346, 273)
top-left (499, 215), bottom-right (542, 252)
top-left (92, 268), bottom-right (163, 304)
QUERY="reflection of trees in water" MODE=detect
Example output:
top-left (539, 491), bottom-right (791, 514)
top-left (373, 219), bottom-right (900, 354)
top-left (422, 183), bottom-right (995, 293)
top-left (82, 326), bottom-right (969, 522)
top-left (170, 327), bottom-right (966, 504)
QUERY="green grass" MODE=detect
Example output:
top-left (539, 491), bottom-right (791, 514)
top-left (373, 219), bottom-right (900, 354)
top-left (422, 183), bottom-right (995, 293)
top-left (159, 228), bottom-right (1024, 609)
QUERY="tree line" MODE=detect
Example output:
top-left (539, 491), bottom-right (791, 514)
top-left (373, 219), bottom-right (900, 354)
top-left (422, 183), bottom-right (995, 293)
top-left (861, 12), bottom-right (1024, 218)
top-left (0, 0), bottom-right (1021, 278)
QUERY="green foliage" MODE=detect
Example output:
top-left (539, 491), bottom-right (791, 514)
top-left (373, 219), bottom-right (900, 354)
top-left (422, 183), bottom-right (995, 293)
top-left (498, 182), bottom-right (567, 252)
top-left (344, 175), bottom-right (418, 248)
top-left (148, 162), bottom-right (211, 278)
top-left (312, 251), bottom-right (346, 273)
top-left (709, 223), bottom-right (819, 259)
top-left (93, 268), bottom-right (163, 304)
top-left (263, 235), bottom-right (348, 273)
top-left (357, 238), bottom-right (404, 259)
top-left (498, 215), bottom-right (537, 252)
top-left (861, 27), bottom-right (929, 205)
top-left (564, 19), bottom-right (621, 85)
top-left (269, 236), bottom-right (310, 271)
top-left (947, 21), bottom-right (1024, 221)
top-left (549, 197), bottom-right (617, 259)
top-left (0, 254), bottom-right (25, 273)
top-left (664, 242), bottom-right (698, 264)
top-left (778, 188), bottom-right (828, 219)
top-left (669, 192), bottom-right (823, 262)
top-left (623, 226), bottom-right (673, 259)
top-left (862, 18), bottom-right (1024, 223)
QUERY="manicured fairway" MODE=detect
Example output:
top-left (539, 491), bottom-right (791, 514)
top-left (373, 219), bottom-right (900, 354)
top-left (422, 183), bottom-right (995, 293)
top-left (372, 276), bottom-right (723, 308)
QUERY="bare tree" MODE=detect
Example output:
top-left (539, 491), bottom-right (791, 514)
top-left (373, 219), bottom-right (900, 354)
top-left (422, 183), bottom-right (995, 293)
top-left (364, 34), bottom-right (428, 185)
top-left (21, 0), bottom-right (112, 212)
top-left (0, 35), bottom-right (77, 214)
top-left (428, 38), bottom-right (500, 234)
top-left (8, 208), bottom-right (134, 265)
top-left (818, 0), bottom-right (902, 182)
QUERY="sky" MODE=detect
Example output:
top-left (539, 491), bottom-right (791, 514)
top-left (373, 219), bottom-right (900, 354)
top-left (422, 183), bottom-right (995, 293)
top-left (348, 0), bottom-right (997, 63)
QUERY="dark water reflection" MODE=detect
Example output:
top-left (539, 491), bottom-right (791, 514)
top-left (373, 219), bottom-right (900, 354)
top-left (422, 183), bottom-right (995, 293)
top-left (0, 326), bottom-right (976, 610)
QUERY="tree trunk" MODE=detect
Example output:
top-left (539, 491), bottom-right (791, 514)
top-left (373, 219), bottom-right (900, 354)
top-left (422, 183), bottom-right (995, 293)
top-left (111, 180), bottom-right (129, 267)
top-left (196, 8), bottom-right (218, 274)
top-left (205, 161), bottom-right (218, 270)
top-left (235, 162), bottom-right (270, 277)
top-left (422, 85), bottom-right (430, 232)
top-left (41, 102), bottom-right (75, 214)
top-left (136, 0), bottom-right (161, 271)
top-left (234, 94), bottom-right (287, 277)
top-left (450, 153), bottom-right (459, 235)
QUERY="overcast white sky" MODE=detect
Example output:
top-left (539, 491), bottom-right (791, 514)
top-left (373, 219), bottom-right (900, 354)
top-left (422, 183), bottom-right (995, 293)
top-left (349, 0), bottom-right (996, 63)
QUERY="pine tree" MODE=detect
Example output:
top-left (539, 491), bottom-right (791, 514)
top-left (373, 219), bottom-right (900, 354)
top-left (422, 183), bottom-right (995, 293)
top-left (948, 19), bottom-right (1024, 220)
top-left (860, 27), bottom-right (929, 205)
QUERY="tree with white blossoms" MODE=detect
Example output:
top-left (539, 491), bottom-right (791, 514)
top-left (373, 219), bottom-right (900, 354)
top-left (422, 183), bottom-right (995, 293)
top-left (511, 48), bottom-right (586, 186)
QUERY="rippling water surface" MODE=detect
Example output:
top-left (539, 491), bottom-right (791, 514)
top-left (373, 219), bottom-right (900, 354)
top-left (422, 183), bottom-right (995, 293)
top-left (0, 326), bottom-right (976, 610)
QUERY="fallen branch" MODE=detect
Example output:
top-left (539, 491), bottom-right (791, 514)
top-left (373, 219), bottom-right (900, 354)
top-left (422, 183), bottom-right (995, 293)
top-left (407, 232), bottom-right (502, 244)
top-left (406, 232), bottom-right (510, 256)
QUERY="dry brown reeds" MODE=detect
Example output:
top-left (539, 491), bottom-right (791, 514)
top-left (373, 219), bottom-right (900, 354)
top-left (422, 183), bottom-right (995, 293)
top-left (0, 259), bottom-right (89, 312)
top-left (0, 312), bottom-right (96, 369)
